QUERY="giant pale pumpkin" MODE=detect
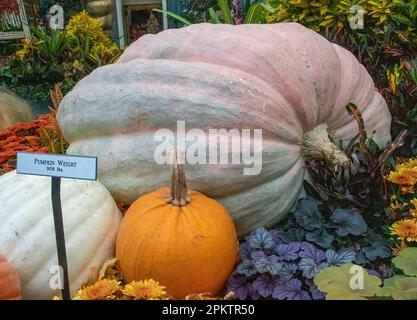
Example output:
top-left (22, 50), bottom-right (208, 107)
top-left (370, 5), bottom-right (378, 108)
top-left (57, 23), bottom-right (391, 235)
top-left (0, 87), bottom-right (34, 130)
top-left (116, 151), bottom-right (238, 299)
top-left (0, 254), bottom-right (21, 300)
top-left (0, 170), bottom-right (122, 299)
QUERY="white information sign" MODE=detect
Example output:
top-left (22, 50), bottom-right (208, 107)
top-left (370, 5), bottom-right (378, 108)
top-left (17, 152), bottom-right (97, 181)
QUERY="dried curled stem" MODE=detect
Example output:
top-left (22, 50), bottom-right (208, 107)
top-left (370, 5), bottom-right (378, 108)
top-left (301, 123), bottom-right (350, 169)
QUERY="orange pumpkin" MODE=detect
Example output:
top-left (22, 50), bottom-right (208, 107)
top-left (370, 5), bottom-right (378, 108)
top-left (0, 254), bottom-right (21, 300)
top-left (116, 152), bottom-right (238, 299)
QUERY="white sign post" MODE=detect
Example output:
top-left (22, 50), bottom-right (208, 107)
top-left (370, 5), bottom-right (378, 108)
top-left (16, 152), bottom-right (98, 300)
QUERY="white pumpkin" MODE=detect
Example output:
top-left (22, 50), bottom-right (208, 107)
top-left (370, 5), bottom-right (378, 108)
top-left (0, 170), bottom-right (122, 299)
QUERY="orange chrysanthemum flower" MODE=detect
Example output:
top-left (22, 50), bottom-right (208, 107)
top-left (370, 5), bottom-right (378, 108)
top-left (122, 279), bottom-right (168, 300)
top-left (390, 219), bottom-right (417, 242)
top-left (73, 279), bottom-right (121, 300)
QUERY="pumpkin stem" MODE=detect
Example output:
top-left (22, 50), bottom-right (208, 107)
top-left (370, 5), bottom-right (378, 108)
top-left (301, 123), bottom-right (350, 170)
top-left (166, 150), bottom-right (191, 207)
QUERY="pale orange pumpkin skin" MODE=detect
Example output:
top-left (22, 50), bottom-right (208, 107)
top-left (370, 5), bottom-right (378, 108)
top-left (0, 254), bottom-right (21, 300)
top-left (116, 187), bottom-right (238, 299)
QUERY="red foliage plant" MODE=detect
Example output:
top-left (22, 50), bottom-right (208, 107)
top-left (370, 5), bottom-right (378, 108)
top-left (0, 0), bottom-right (19, 15)
top-left (0, 116), bottom-right (50, 173)
top-left (0, 84), bottom-right (68, 174)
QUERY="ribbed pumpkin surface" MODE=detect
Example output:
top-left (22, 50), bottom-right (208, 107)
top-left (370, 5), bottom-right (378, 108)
top-left (0, 170), bottom-right (122, 299)
top-left (116, 187), bottom-right (238, 299)
top-left (58, 23), bottom-right (391, 235)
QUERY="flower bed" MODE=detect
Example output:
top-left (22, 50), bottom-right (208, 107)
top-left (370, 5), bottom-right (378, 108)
top-left (0, 0), bottom-right (416, 301)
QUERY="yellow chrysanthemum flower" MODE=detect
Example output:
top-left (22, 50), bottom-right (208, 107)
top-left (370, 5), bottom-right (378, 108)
top-left (389, 198), bottom-right (406, 215)
top-left (392, 240), bottom-right (408, 256)
top-left (386, 168), bottom-right (417, 186)
top-left (400, 185), bottom-right (416, 194)
top-left (122, 279), bottom-right (168, 300)
top-left (73, 279), bottom-right (121, 300)
top-left (410, 199), bottom-right (417, 218)
top-left (15, 38), bottom-right (32, 61)
top-left (386, 159), bottom-right (417, 194)
top-left (15, 48), bottom-right (29, 61)
top-left (390, 219), bottom-right (417, 242)
top-left (402, 158), bottom-right (417, 168)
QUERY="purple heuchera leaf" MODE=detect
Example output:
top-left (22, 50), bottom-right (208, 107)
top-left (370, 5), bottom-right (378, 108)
top-left (251, 251), bottom-right (281, 275)
top-left (325, 249), bottom-right (356, 266)
top-left (227, 274), bottom-right (251, 300)
top-left (248, 227), bottom-right (275, 250)
top-left (236, 259), bottom-right (257, 277)
top-left (272, 279), bottom-right (311, 300)
top-left (251, 250), bottom-right (266, 260)
top-left (239, 243), bottom-right (253, 260)
top-left (367, 269), bottom-right (381, 278)
top-left (298, 257), bottom-right (328, 279)
top-left (299, 242), bottom-right (326, 263)
top-left (277, 262), bottom-right (298, 280)
top-left (227, 274), bottom-right (259, 300)
top-left (252, 275), bottom-right (281, 298)
top-left (310, 286), bottom-right (325, 300)
top-left (305, 279), bottom-right (325, 300)
top-left (269, 229), bottom-right (283, 244)
top-left (274, 242), bottom-right (301, 261)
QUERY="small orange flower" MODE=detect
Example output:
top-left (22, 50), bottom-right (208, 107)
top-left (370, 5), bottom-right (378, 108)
top-left (390, 219), bottom-right (417, 242)
top-left (122, 279), bottom-right (168, 300)
top-left (73, 279), bottom-right (121, 300)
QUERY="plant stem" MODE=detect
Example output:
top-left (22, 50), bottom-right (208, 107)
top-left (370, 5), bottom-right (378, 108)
top-left (165, 150), bottom-right (191, 207)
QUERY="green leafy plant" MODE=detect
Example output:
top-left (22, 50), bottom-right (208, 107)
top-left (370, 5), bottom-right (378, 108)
top-left (277, 196), bottom-right (392, 268)
top-left (378, 248), bottom-right (417, 299)
top-left (211, 0), bottom-right (275, 24)
top-left (314, 263), bottom-right (381, 300)
top-left (392, 248), bottom-right (417, 276)
top-left (30, 27), bottom-right (68, 63)
top-left (218, 0), bottom-right (235, 24)
top-left (301, 104), bottom-right (411, 267)
top-left (64, 11), bottom-right (120, 60)
top-left (0, 11), bottom-right (120, 101)
top-left (315, 248), bottom-right (417, 300)
top-left (180, 0), bottom-right (217, 23)
top-left (154, 0), bottom-right (274, 25)
top-left (153, 8), bottom-right (192, 26)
